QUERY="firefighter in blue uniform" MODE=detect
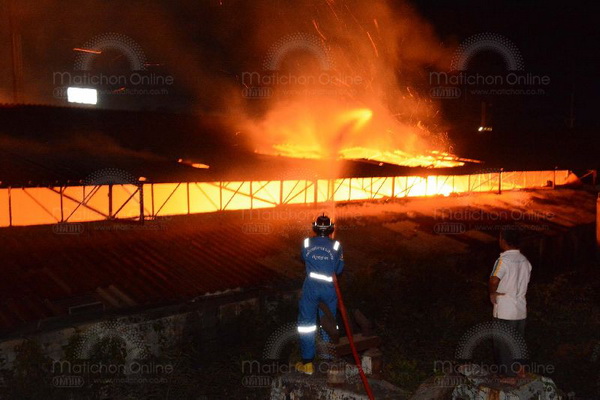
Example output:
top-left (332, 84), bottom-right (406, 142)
top-left (295, 214), bottom-right (344, 375)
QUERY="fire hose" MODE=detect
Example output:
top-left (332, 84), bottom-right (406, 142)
top-left (333, 274), bottom-right (375, 400)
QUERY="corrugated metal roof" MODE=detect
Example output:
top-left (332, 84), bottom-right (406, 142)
top-left (0, 212), bottom-right (294, 333)
top-left (0, 104), bottom-right (473, 187)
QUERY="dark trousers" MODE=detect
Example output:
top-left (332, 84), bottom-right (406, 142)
top-left (493, 318), bottom-right (526, 377)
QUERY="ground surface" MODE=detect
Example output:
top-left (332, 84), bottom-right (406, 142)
top-left (237, 187), bottom-right (599, 399)
top-left (1, 187), bottom-right (598, 399)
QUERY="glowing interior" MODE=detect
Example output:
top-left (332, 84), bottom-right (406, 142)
top-left (0, 170), bottom-right (569, 227)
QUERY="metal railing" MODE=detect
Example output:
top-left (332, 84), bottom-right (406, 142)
top-left (0, 169), bottom-right (572, 227)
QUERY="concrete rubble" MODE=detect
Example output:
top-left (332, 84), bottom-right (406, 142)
top-left (410, 366), bottom-right (561, 400)
top-left (270, 361), bottom-right (410, 400)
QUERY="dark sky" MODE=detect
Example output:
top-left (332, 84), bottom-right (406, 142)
top-left (2, 0), bottom-right (598, 117)
top-left (408, 0), bottom-right (599, 166)
top-left (412, 0), bottom-right (599, 118)
top-left (1, 0), bottom-right (598, 168)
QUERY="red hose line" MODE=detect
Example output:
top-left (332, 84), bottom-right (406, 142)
top-left (333, 274), bottom-right (375, 400)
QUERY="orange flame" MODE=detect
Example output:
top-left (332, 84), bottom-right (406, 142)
top-left (240, 0), bottom-right (462, 169)
top-left (249, 100), bottom-right (463, 168)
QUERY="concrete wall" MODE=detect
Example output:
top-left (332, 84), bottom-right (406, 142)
top-left (0, 290), bottom-right (266, 371)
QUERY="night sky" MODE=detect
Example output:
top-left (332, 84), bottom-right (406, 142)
top-left (412, 0), bottom-right (600, 167)
top-left (1, 0), bottom-right (598, 168)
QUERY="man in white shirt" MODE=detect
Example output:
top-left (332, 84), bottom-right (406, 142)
top-left (489, 228), bottom-right (532, 379)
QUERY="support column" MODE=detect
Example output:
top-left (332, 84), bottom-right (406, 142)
top-left (151, 184), bottom-right (155, 218)
top-left (108, 184), bottom-right (113, 219)
top-left (219, 182), bottom-right (223, 211)
top-left (60, 186), bottom-right (64, 222)
top-left (138, 183), bottom-right (145, 224)
top-left (8, 187), bottom-right (12, 227)
top-left (187, 182), bottom-right (191, 215)
top-left (279, 180), bottom-right (284, 205)
top-left (498, 169), bottom-right (503, 194)
top-left (249, 181), bottom-right (253, 210)
top-left (596, 194), bottom-right (600, 250)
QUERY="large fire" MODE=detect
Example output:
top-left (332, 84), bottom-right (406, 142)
top-left (248, 100), bottom-right (464, 168)
top-left (240, 0), bottom-right (463, 169)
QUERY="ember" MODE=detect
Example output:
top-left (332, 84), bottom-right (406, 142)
top-left (240, 0), bottom-right (460, 169)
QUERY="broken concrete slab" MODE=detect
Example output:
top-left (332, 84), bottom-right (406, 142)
top-left (410, 372), bottom-right (561, 400)
top-left (452, 373), bottom-right (560, 400)
top-left (270, 365), bottom-right (409, 400)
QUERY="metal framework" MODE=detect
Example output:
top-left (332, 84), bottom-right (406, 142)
top-left (0, 169), bottom-right (572, 227)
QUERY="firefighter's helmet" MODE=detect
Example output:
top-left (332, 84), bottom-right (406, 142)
top-left (312, 214), bottom-right (334, 236)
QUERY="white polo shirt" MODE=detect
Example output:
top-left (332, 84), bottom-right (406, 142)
top-left (490, 249), bottom-right (532, 320)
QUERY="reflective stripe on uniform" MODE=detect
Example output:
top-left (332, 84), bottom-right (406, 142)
top-left (333, 241), bottom-right (340, 251)
top-left (309, 272), bottom-right (333, 282)
top-left (304, 238), bottom-right (310, 248)
top-left (297, 325), bottom-right (317, 333)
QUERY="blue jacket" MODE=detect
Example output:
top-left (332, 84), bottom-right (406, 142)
top-left (301, 236), bottom-right (344, 280)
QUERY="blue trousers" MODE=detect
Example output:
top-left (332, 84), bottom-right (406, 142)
top-left (297, 279), bottom-right (338, 361)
